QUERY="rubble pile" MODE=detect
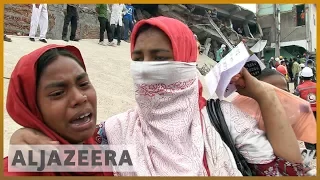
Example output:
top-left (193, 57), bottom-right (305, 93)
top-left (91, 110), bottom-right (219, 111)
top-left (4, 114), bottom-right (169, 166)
top-left (133, 4), bottom-right (261, 61)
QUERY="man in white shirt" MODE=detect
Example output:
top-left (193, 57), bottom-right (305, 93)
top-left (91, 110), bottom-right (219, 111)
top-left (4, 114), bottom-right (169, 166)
top-left (62, 4), bottom-right (80, 42)
top-left (29, 4), bottom-right (48, 43)
top-left (109, 4), bottom-right (127, 46)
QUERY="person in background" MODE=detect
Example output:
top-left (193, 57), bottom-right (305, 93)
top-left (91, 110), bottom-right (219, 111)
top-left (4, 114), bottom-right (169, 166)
top-left (29, 4), bottom-right (48, 43)
top-left (300, 10), bottom-right (305, 25)
top-left (292, 57), bottom-right (301, 89)
top-left (215, 44), bottom-right (226, 62)
top-left (297, 63), bottom-right (305, 85)
top-left (276, 61), bottom-right (289, 82)
top-left (3, 44), bottom-right (113, 176)
top-left (62, 4), bottom-right (80, 42)
top-left (4, 34), bottom-right (12, 42)
top-left (123, 4), bottom-right (135, 43)
top-left (268, 57), bottom-right (275, 69)
top-left (306, 60), bottom-right (316, 82)
top-left (109, 4), bottom-right (127, 46)
top-left (96, 4), bottom-right (112, 46)
top-left (279, 56), bottom-right (283, 61)
top-left (288, 58), bottom-right (294, 82)
top-left (294, 67), bottom-right (316, 151)
top-left (300, 54), bottom-right (307, 64)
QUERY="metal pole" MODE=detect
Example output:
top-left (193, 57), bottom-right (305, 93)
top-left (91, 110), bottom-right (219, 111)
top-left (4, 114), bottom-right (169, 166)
top-left (274, 4), bottom-right (281, 57)
top-left (205, 11), bottom-right (234, 49)
top-left (305, 4), bottom-right (310, 52)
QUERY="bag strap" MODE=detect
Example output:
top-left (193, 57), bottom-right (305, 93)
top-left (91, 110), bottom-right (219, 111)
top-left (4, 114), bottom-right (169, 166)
top-left (206, 99), bottom-right (253, 176)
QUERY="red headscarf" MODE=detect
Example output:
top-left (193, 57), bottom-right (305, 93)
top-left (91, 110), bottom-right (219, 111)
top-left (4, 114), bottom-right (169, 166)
top-left (130, 16), bottom-right (207, 110)
top-left (130, 16), bottom-right (209, 175)
top-left (276, 65), bottom-right (288, 75)
top-left (4, 44), bottom-right (112, 176)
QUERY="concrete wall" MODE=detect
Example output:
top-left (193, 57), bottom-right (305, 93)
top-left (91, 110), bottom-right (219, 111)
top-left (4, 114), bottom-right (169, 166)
top-left (257, 4), bottom-right (294, 16)
top-left (280, 11), bottom-right (306, 42)
top-left (257, 6), bottom-right (307, 44)
top-left (4, 4), bottom-right (101, 40)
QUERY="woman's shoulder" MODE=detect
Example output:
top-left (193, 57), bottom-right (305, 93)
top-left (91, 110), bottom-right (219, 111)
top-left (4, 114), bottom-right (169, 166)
top-left (96, 108), bottom-right (138, 144)
top-left (104, 108), bottom-right (138, 127)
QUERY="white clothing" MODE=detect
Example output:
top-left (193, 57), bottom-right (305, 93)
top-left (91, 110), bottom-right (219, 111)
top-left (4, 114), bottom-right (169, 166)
top-left (103, 61), bottom-right (241, 176)
top-left (110, 4), bottom-right (127, 26)
top-left (29, 4), bottom-right (48, 39)
top-left (297, 71), bottom-right (302, 85)
top-left (219, 101), bottom-right (275, 164)
top-left (102, 61), bottom-right (275, 176)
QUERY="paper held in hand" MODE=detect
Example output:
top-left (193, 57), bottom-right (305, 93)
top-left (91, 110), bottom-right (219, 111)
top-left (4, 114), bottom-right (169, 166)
top-left (204, 42), bottom-right (266, 99)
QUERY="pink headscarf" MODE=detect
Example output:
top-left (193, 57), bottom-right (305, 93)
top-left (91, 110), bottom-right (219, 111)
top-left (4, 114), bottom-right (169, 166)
top-left (130, 16), bottom-right (207, 111)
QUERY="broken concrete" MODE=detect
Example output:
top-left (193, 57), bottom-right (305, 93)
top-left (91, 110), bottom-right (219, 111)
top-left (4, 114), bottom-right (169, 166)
top-left (134, 4), bottom-right (262, 61)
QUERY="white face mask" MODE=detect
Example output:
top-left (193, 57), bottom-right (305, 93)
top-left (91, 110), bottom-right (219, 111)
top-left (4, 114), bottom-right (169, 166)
top-left (130, 61), bottom-right (199, 116)
top-left (130, 61), bottom-right (197, 85)
top-left (129, 60), bottom-right (205, 175)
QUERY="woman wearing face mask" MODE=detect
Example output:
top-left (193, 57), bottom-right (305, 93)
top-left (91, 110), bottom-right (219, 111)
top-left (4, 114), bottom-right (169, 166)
top-left (3, 44), bottom-right (113, 176)
top-left (9, 17), bottom-right (301, 176)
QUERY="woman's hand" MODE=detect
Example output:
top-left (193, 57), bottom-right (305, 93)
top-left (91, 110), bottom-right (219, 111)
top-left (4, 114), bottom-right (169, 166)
top-left (231, 68), bottom-right (270, 102)
top-left (10, 128), bottom-right (59, 145)
top-left (231, 68), bottom-right (302, 163)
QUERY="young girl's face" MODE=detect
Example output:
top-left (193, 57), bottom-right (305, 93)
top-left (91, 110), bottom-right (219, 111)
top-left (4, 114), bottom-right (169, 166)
top-left (36, 56), bottom-right (97, 144)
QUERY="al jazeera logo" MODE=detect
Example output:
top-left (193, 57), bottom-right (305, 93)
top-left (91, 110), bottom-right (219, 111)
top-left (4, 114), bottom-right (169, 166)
top-left (307, 93), bottom-right (316, 104)
top-left (8, 145), bottom-right (137, 172)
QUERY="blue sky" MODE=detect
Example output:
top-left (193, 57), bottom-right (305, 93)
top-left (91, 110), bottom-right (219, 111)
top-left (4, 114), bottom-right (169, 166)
top-left (236, 4), bottom-right (257, 13)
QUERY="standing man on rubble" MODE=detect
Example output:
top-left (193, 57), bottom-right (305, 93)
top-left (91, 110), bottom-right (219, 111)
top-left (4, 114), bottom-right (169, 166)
top-left (109, 4), bottom-right (127, 46)
top-left (96, 4), bottom-right (112, 46)
top-left (62, 4), bottom-right (80, 42)
top-left (123, 4), bottom-right (135, 42)
top-left (215, 44), bottom-right (226, 62)
top-left (29, 4), bottom-right (48, 43)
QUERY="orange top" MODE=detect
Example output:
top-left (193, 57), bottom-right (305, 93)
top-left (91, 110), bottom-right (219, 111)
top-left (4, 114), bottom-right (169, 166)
top-left (232, 82), bottom-right (317, 144)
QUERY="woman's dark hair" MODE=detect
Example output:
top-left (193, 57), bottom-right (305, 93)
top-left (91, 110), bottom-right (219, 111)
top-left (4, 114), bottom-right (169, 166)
top-left (36, 48), bottom-right (84, 87)
top-left (307, 60), bottom-right (313, 65)
top-left (257, 68), bottom-right (285, 81)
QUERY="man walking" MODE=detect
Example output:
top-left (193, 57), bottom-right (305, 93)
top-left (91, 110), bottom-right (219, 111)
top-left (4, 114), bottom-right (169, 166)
top-left (96, 4), bottom-right (112, 46)
top-left (29, 4), bottom-right (48, 43)
top-left (109, 4), bottom-right (127, 46)
top-left (62, 4), bottom-right (80, 42)
top-left (123, 4), bottom-right (135, 42)
top-left (215, 44), bottom-right (226, 62)
top-left (292, 57), bottom-right (301, 89)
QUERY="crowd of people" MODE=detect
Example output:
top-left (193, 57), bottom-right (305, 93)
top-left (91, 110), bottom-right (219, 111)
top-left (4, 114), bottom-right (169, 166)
top-left (96, 4), bottom-right (135, 46)
top-left (3, 11), bottom-right (317, 177)
top-left (265, 55), bottom-right (317, 151)
top-left (4, 4), bottom-right (135, 46)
